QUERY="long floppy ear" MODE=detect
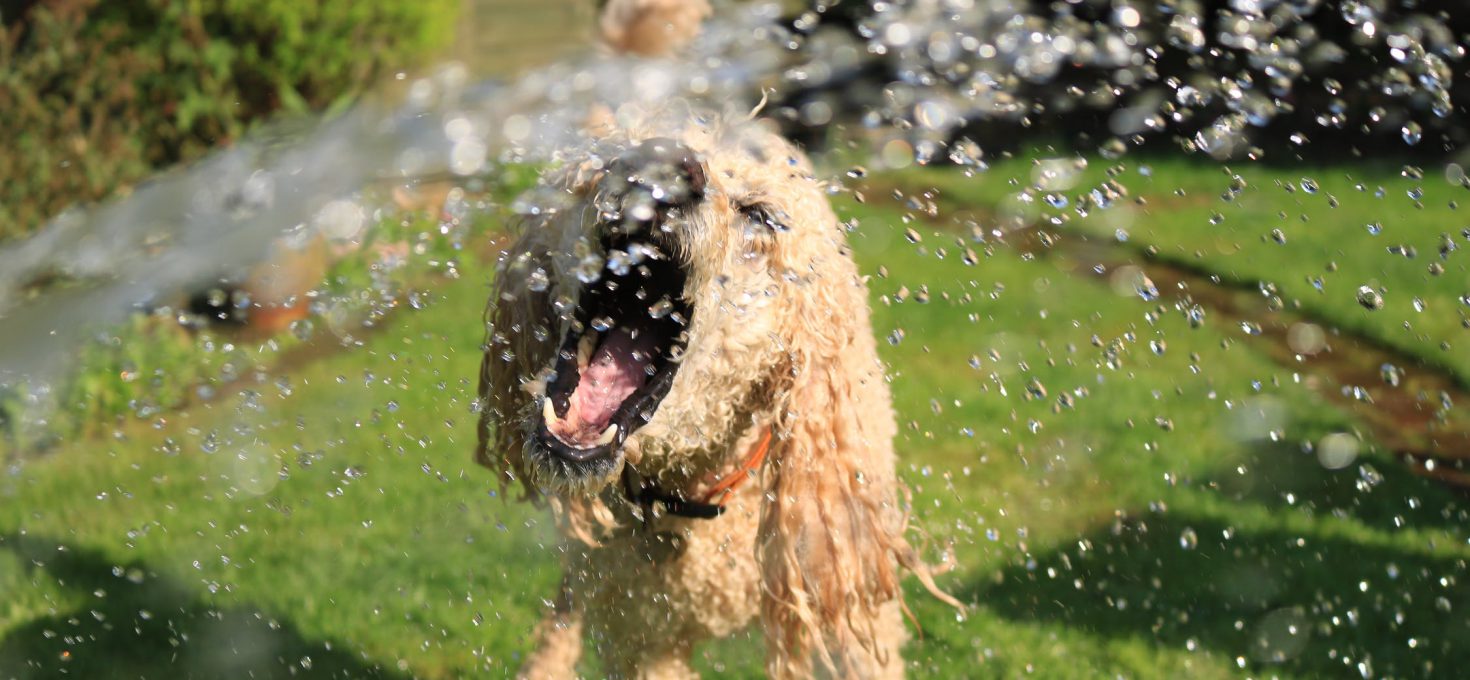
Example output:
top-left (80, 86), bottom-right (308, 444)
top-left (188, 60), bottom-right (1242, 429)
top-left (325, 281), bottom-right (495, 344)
top-left (475, 224), bottom-right (558, 500)
top-left (758, 260), bottom-right (958, 677)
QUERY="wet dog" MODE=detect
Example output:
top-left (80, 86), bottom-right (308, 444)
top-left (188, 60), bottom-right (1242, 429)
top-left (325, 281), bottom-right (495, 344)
top-left (476, 109), bottom-right (955, 678)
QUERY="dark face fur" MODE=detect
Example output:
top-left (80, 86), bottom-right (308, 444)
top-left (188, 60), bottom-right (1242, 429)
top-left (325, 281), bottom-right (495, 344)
top-left (529, 138), bottom-right (707, 482)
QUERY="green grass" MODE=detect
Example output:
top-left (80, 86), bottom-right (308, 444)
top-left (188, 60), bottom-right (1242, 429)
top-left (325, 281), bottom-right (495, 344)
top-left (2, 163), bottom-right (1470, 678)
top-left (835, 190), bottom-right (1470, 678)
top-left (874, 150), bottom-right (1470, 385)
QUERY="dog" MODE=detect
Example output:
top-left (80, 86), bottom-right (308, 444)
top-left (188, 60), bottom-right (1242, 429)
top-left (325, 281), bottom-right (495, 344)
top-left (475, 106), bottom-right (956, 678)
top-left (598, 0), bottom-right (711, 57)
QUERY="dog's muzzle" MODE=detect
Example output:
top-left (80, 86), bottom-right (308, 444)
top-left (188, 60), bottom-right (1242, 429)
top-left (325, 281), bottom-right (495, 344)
top-left (607, 137), bottom-right (707, 207)
top-left (530, 139), bottom-right (706, 479)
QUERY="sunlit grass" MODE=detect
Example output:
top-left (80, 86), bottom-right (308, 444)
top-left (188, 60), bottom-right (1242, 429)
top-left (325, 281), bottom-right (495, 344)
top-left (833, 193), bottom-right (1470, 679)
top-left (877, 151), bottom-right (1470, 384)
top-left (2, 164), bottom-right (1468, 678)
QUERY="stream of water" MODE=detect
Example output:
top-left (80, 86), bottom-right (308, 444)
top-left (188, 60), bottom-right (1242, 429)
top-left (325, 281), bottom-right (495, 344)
top-left (0, 5), bottom-right (785, 385)
top-left (2, 0), bottom-right (1465, 454)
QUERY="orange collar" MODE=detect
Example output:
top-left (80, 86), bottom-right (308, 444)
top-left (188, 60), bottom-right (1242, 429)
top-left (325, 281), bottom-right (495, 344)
top-left (699, 428), bottom-right (772, 506)
top-left (620, 427), bottom-right (772, 520)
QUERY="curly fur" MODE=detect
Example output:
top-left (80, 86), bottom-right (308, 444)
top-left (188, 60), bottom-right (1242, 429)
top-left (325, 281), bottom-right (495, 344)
top-left (474, 107), bottom-right (957, 678)
top-left (599, 0), bottom-right (711, 57)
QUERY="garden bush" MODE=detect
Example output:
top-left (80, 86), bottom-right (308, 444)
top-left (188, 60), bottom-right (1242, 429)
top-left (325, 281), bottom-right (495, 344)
top-left (0, 0), bottom-right (459, 242)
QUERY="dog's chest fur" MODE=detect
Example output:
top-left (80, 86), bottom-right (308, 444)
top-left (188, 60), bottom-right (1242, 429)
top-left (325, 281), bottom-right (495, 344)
top-left (574, 475), bottom-right (765, 643)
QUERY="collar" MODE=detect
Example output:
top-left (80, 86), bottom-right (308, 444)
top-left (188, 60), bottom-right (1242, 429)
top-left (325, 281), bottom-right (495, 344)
top-left (620, 428), bottom-right (772, 520)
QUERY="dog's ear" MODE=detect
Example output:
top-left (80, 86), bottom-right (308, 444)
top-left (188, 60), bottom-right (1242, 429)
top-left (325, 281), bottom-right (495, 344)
top-left (757, 267), bottom-right (958, 676)
top-left (476, 226), bottom-right (558, 501)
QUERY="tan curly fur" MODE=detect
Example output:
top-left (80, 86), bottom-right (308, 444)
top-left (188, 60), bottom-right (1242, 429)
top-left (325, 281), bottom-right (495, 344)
top-left (474, 105), bottom-right (958, 678)
top-left (599, 0), bottom-right (711, 57)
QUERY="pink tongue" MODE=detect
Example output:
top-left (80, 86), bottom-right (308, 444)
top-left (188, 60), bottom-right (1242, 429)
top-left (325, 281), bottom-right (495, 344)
top-left (548, 327), bottom-right (657, 448)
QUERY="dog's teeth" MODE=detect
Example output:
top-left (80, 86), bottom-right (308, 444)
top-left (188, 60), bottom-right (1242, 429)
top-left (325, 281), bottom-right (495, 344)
top-left (542, 399), bottom-right (558, 425)
top-left (595, 424), bottom-right (618, 446)
top-left (577, 333), bottom-right (597, 369)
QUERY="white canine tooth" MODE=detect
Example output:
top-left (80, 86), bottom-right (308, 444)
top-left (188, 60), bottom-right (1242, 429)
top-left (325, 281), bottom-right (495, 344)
top-left (595, 424), bottom-right (618, 446)
top-left (543, 399), bottom-right (558, 424)
top-left (577, 332), bottom-right (597, 369)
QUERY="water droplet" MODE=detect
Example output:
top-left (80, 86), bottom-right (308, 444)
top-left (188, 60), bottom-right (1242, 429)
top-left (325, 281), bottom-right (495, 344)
top-left (1401, 122), bottom-right (1423, 145)
top-left (1179, 527), bottom-right (1198, 550)
top-left (575, 254), bottom-right (604, 284)
top-left (1186, 305), bottom-right (1206, 328)
top-left (527, 268), bottom-right (550, 292)
top-left (648, 298), bottom-right (674, 319)
top-left (1356, 285), bottom-right (1384, 310)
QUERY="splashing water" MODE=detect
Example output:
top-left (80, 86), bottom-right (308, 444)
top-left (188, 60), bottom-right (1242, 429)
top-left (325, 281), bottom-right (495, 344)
top-left (0, 6), bottom-right (787, 386)
top-left (3, 3), bottom-right (1470, 676)
top-left (4, 0), bottom-right (1465, 384)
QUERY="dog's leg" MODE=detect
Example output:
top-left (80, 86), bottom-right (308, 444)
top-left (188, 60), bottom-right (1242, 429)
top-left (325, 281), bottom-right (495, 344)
top-left (587, 587), bottom-right (703, 679)
top-left (874, 600), bottom-right (909, 679)
top-left (518, 578), bottom-right (583, 680)
top-left (844, 599), bottom-right (908, 680)
top-left (762, 598), bottom-right (906, 679)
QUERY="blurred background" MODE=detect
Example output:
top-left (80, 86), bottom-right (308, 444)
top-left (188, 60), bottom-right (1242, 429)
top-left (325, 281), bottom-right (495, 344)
top-left (2, 0), bottom-right (1469, 677)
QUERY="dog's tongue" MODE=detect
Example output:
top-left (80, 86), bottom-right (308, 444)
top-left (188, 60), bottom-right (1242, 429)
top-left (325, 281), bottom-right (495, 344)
top-left (548, 327), bottom-right (656, 447)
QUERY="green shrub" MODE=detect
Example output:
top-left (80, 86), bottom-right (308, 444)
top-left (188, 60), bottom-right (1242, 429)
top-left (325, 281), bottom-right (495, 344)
top-left (0, 0), bottom-right (459, 242)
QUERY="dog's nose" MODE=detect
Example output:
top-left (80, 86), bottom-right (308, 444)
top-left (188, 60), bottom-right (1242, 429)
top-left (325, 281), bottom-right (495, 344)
top-left (617, 137), bottom-right (706, 205)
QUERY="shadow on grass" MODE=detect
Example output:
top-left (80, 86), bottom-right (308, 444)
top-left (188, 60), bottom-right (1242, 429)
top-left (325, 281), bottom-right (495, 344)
top-left (1204, 441), bottom-right (1470, 536)
top-left (963, 443), bottom-right (1470, 678)
top-left (0, 533), bottom-right (400, 680)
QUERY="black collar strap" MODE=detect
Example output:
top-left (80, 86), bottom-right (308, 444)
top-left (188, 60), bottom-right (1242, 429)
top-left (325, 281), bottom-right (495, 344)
top-left (620, 466), bottom-right (725, 521)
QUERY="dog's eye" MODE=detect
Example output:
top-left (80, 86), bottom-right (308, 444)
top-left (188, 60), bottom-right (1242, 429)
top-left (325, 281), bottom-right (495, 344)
top-left (740, 204), bottom-right (790, 233)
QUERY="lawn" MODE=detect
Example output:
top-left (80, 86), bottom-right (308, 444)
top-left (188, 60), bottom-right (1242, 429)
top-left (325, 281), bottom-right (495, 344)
top-left (874, 150), bottom-right (1470, 386)
top-left (2, 157), bottom-right (1469, 679)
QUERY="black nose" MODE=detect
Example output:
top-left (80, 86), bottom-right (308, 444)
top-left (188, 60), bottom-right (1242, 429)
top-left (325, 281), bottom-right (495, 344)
top-left (615, 138), bottom-right (706, 205)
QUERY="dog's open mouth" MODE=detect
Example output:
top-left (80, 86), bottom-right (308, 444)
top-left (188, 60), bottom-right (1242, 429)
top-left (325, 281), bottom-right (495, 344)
top-left (535, 232), bottom-right (692, 464)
